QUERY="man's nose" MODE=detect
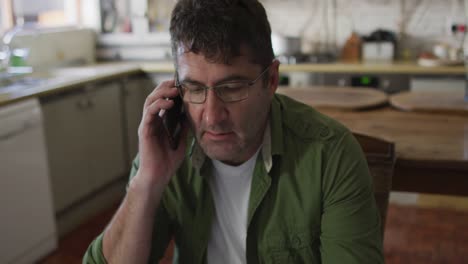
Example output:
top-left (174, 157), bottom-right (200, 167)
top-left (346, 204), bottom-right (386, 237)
top-left (203, 89), bottom-right (228, 126)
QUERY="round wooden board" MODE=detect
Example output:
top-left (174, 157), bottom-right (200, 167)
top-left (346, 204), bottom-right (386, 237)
top-left (390, 91), bottom-right (468, 115)
top-left (276, 86), bottom-right (388, 110)
top-left (0, 93), bottom-right (12, 102)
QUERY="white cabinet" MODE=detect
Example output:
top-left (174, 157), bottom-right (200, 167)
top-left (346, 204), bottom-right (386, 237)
top-left (122, 76), bottom-right (154, 165)
top-left (42, 81), bottom-right (126, 213)
top-left (86, 82), bottom-right (127, 190)
top-left (40, 75), bottom-right (154, 236)
top-left (0, 99), bottom-right (57, 264)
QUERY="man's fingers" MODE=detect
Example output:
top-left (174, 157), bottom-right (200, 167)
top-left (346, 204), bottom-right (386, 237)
top-left (144, 80), bottom-right (178, 109)
top-left (143, 98), bottom-right (174, 125)
top-left (148, 80), bottom-right (176, 98)
top-left (139, 98), bottom-right (175, 138)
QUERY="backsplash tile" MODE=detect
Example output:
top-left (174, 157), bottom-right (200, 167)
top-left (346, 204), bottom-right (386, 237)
top-left (11, 28), bottom-right (96, 69)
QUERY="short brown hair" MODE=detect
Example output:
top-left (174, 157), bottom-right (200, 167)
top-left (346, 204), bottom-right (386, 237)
top-left (170, 0), bottom-right (274, 69)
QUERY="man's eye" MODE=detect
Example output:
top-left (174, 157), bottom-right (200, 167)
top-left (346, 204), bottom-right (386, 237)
top-left (219, 83), bottom-right (245, 90)
top-left (185, 85), bottom-right (205, 93)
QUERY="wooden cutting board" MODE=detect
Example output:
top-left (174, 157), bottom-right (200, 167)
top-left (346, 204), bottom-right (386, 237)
top-left (276, 86), bottom-right (388, 110)
top-left (0, 93), bottom-right (11, 102)
top-left (390, 90), bottom-right (468, 115)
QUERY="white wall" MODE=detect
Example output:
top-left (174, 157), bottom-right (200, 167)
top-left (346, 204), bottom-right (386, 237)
top-left (262, 0), bottom-right (467, 57)
top-left (0, 7), bottom-right (3, 34)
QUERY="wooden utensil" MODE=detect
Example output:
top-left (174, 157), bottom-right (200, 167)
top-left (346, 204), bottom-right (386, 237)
top-left (390, 90), bottom-right (468, 115)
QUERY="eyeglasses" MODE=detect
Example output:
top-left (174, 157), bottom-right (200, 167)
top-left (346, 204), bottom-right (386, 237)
top-left (176, 63), bottom-right (272, 104)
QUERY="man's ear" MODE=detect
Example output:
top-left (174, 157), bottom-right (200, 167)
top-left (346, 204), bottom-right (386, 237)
top-left (268, 59), bottom-right (280, 95)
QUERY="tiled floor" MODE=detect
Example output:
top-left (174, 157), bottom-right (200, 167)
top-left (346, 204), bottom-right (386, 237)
top-left (384, 205), bottom-right (468, 263)
top-left (40, 203), bottom-right (468, 264)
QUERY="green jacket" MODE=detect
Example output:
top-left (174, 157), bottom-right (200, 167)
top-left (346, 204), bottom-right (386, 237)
top-left (83, 94), bottom-right (384, 264)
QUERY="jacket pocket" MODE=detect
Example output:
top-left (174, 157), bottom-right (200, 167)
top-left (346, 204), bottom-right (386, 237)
top-left (261, 230), bottom-right (320, 264)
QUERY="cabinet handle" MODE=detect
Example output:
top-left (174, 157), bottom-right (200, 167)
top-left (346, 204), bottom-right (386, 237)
top-left (87, 99), bottom-right (94, 108)
top-left (76, 98), bottom-right (94, 109)
top-left (76, 99), bottom-right (87, 110)
top-left (122, 87), bottom-right (129, 97)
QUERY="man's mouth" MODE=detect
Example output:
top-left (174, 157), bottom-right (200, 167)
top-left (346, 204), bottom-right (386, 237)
top-left (203, 131), bottom-right (235, 141)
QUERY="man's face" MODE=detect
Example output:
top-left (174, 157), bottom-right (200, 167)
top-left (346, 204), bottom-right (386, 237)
top-left (176, 50), bottom-right (279, 165)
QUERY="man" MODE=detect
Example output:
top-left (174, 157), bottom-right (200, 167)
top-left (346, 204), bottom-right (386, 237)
top-left (84, 0), bottom-right (383, 263)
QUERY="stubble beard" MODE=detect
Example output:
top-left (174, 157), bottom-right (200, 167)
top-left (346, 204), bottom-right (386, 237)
top-left (197, 124), bottom-right (246, 164)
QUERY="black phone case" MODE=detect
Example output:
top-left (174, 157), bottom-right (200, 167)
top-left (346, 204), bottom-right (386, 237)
top-left (162, 96), bottom-right (184, 150)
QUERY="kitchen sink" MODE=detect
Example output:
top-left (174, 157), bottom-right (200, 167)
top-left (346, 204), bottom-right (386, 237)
top-left (1, 76), bottom-right (48, 90)
top-left (0, 65), bottom-right (115, 99)
top-left (0, 69), bottom-right (57, 94)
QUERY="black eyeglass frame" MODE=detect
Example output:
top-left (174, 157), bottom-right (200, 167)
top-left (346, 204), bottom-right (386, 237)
top-left (175, 63), bottom-right (273, 104)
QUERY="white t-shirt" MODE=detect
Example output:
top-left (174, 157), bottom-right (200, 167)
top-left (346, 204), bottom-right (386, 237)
top-left (206, 149), bottom-right (260, 264)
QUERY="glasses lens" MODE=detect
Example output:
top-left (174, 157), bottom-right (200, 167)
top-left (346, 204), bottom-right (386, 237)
top-left (216, 82), bottom-right (249, 102)
top-left (181, 83), bottom-right (206, 103)
top-left (180, 82), bottom-right (249, 103)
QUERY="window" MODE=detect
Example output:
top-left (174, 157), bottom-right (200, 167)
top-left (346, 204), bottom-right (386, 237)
top-left (1, 0), bottom-right (79, 33)
top-left (0, 0), bottom-right (14, 35)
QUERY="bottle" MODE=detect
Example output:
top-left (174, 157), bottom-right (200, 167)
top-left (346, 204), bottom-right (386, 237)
top-left (341, 32), bottom-right (361, 62)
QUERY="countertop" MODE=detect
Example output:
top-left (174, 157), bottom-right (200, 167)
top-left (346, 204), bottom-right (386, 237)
top-left (278, 61), bottom-right (466, 74)
top-left (0, 60), bottom-right (466, 107)
top-left (141, 61), bottom-right (467, 75)
top-left (0, 63), bottom-right (141, 107)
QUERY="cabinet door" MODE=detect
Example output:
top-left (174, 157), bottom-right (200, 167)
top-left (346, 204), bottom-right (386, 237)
top-left (43, 81), bottom-right (127, 212)
top-left (123, 77), bottom-right (149, 165)
top-left (0, 101), bottom-right (57, 263)
top-left (85, 82), bottom-right (126, 191)
top-left (42, 89), bottom-right (93, 212)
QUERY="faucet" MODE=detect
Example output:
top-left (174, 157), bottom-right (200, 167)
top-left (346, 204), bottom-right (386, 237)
top-left (1, 25), bottom-right (22, 69)
top-left (1, 24), bottom-right (35, 69)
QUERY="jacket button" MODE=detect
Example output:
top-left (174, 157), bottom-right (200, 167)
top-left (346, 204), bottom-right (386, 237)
top-left (293, 235), bottom-right (301, 246)
top-left (320, 127), bottom-right (330, 138)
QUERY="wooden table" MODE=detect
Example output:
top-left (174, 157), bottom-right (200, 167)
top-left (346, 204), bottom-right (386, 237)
top-left (321, 108), bottom-right (468, 196)
top-left (278, 88), bottom-right (468, 196)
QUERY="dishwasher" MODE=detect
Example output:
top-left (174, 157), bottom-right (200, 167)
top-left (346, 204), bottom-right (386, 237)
top-left (0, 98), bottom-right (57, 264)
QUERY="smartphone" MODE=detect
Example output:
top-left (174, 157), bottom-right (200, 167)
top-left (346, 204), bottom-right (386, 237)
top-left (162, 95), bottom-right (184, 150)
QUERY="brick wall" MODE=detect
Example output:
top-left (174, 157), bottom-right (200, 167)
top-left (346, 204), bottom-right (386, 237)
top-left (262, 0), bottom-right (466, 58)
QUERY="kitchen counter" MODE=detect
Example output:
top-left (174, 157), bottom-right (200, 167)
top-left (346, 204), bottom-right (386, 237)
top-left (1, 60), bottom-right (466, 107)
top-left (278, 61), bottom-right (466, 74)
top-left (141, 60), bottom-right (466, 75)
top-left (0, 63), bottom-right (141, 107)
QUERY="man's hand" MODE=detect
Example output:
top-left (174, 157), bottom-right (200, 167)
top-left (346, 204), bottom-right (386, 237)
top-left (101, 80), bottom-right (189, 264)
top-left (133, 80), bottom-right (189, 198)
